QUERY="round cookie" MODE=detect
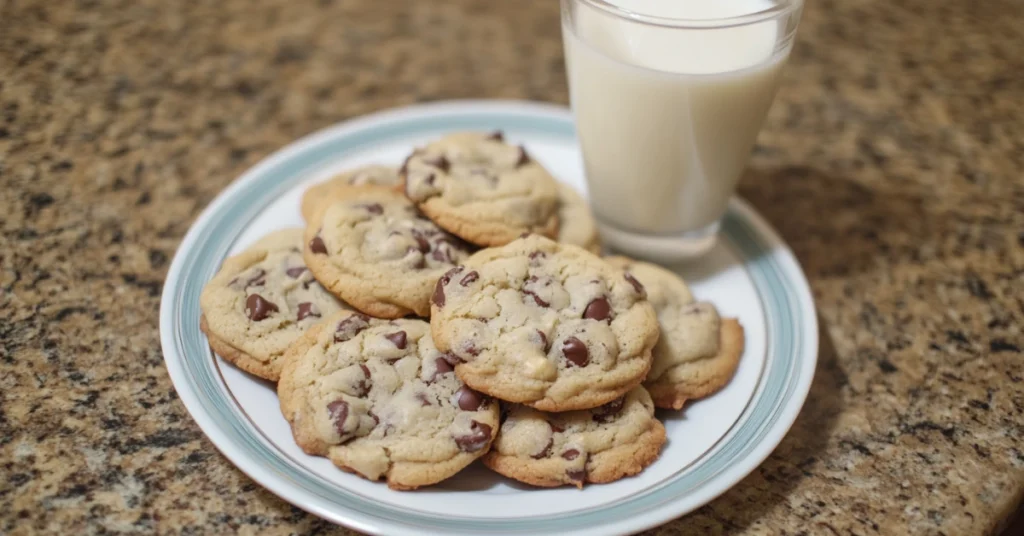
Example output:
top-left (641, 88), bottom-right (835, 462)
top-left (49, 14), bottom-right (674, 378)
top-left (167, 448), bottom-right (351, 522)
top-left (483, 387), bottom-right (665, 488)
top-left (430, 234), bottom-right (659, 412)
top-left (555, 183), bottom-right (601, 254)
top-left (402, 131), bottom-right (560, 246)
top-left (605, 256), bottom-right (745, 410)
top-left (199, 228), bottom-right (347, 381)
top-left (278, 310), bottom-right (500, 490)
top-left (301, 165), bottom-right (401, 221)
top-left (304, 186), bottom-right (473, 318)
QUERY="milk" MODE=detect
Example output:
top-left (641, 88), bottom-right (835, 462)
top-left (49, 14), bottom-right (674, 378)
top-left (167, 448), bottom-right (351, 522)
top-left (564, 0), bottom-right (791, 235)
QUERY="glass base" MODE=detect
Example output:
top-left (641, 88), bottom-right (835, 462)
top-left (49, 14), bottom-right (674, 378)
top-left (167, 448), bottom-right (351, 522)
top-left (598, 219), bottom-right (721, 263)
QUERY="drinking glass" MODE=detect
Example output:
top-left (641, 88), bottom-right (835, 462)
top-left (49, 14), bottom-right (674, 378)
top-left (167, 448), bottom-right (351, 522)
top-left (561, 0), bottom-right (803, 260)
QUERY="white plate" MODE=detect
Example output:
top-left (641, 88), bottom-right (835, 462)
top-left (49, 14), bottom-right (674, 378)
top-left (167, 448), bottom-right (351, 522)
top-left (160, 100), bottom-right (818, 536)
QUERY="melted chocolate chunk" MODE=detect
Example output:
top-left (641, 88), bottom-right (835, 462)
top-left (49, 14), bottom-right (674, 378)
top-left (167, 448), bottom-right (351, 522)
top-left (524, 290), bottom-right (549, 308)
top-left (536, 330), bottom-right (550, 352)
top-left (415, 392), bottom-right (432, 407)
top-left (245, 294), bottom-right (278, 321)
top-left (431, 357), bottom-right (455, 381)
top-left (245, 269), bottom-right (266, 287)
top-left (384, 331), bottom-right (407, 349)
top-left (459, 271), bottom-right (479, 286)
top-left (285, 266), bottom-right (306, 278)
top-left (566, 468), bottom-right (586, 483)
top-left (454, 421), bottom-right (492, 452)
top-left (327, 400), bottom-right (349, 436)
top-left (562, 337), bottom-right (589, 367)
top-left (532, 436), bottom-right (553, 459)
top-left (309, 236), bottom-right (328, 255)
top-left (334, 313), bottom-right (370, 342)
top-left (624, 272), bottom-right (645, 296)
top-left (432, 267), bottom-right (463, 308)
top-left (562, 448), bottom-right (580, 460)
top-left (592, 397), bottom-right (625, 423)
top-left (425, 155), bottom-right (450, 173)
top-left (456, 386), bottom-right (485, 411)
top-left (355, 364), bottom-right (372, 397)
top-left (583, 297), bottom-right (612, 322)
top-left (360, 203), bottom-right (384, 215)
top-left (516, 145), bottom-right (530, 167)
top-left (486, 131), bottom-right (504, 141)
top-left (296, 302), bottom-right (319, 321)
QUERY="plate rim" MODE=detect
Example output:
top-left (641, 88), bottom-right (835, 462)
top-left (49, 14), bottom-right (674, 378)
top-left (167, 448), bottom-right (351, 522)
top-left (159, 99), bottom-right (818, 536)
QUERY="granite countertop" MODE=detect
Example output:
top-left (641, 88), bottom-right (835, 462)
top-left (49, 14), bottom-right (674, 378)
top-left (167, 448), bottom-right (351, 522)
top-left (2, 0), bottom-right (1022, 533)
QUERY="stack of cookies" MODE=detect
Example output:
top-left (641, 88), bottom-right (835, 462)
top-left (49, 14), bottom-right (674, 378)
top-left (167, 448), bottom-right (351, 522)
top-left (199, 132), bottom-right (745, 491)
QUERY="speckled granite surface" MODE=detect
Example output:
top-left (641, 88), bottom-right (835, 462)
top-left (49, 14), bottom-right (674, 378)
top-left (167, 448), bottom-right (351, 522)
top-left (2, 0), bottom-right (1022, 533)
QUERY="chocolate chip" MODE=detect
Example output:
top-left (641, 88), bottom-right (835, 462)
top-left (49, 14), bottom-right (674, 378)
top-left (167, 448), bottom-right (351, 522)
top-left (426, 155), bottom-right (450, 173)
top-left (355, 364), bottom-right (372, 397)
top-left (360, 203), bottom-right (383, 215)
top-left (441, 352), bottom-right (463, 366)
top-left (562, 448), bottom-right (580, 460)
top-left (516, 146), bottom-right (530, 167)
top-left (432, 357), bottom-right (454, 381)
top-left (245, 294), bottom-right (278, 321)
top-left (528, 250), bottom-right (545, 260)
top-left (551, 422), bottom-right (565, 433)
top-left (532, 436), bottom-right (553, 459)
top-left (454, 421), bottom-right (492, 452)
top-left (415, 392), bottom-right (432, 407)
top-left (327, 400), bottom-right (349, 436)
top-left (624, 272), bottom-right (645, 296)
top-left (562, 337), bottom-right (589, 367)
top-left (536, 330), bottom-right (550, 352)
top-left (409, 248), bottom-right (427, 269)
top-left (567, 468), bottom-right (585, 482)
top-left (309, 236), bottom-right (327, 254)
top-left (431, 248), bottom-right (451, 263)
top-left (424, 172), bottom-right (436, 186)
top-left (456, 385), bottom-right (485, 411)
top-left (432, 267), bottom-right (462, 308)
top-left (245, 269), bottom-right (266, 287)
top-left (524, 290), bottom-right (549, 308)
top-left (368, 410), bottom-right (380, 426)
top-left (459, 271), bottom-right (479, 286)
top-left (583, 297), bottom-right (612, 322)
top-left (519, 232), bottom-right (533, 239)
top-left (593, 397), bottom-right (624, 423)
top-left (486, 131), bottom-right (504, 141)
top-left (462, 342), bottom-right (481, 357)
top-left (285, 266), bottom-right (306, 278)
top-left (385, 331), bottom-right (407, 349)
top-left (296, 302), bottom-right (319, 321)
top-left (411, 230), bottom-right (431, 253)
top-left (334, 313), bottom-right (370, 342)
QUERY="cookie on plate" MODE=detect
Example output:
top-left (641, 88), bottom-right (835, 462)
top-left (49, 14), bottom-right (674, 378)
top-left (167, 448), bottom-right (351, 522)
top-left (199, 228), bottom-right (347, 381)
top-left (304, 185), bottom-right (473, 318)
top-left (483, 387), bottom-right (665, 488)
top-left (402, 132), bottom-right (560, 246)
top-left (430, 234), bottom-right (659, 412)
top-left (300, 165), bottom-right (401, 221)
top-left (278, 310), bottom-right (500, 490)
top-left (555, 183), bottom-right (600, 254)
top-left (605, 257), bottom-right (744, 410)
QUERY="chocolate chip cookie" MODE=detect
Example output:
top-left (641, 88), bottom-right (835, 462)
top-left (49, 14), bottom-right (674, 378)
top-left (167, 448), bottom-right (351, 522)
top-left (402, 132), bottom-right (560, 246)
top-left (301, 165), bottom-right (401, 221)
top-left (199, 228), bottom-right (348, 381)
top-left (483, 387), bottom-right (665, 488)
top-left (278, 310), bottom-right (500, 490)
top-left (605, 257), bottom-right (744, 410)
top-left (304, 186), bottom-right (473, 318)
top-left (430, 235), bottom-right (659, 412)
top-left (555, 183), bottom-right (600, 254)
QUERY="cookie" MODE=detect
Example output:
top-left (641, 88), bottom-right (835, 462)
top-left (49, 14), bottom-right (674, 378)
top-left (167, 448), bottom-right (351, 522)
top-left (605, 257), bottom-right (744, 410)
top-left (430, 234), bottom-right (659, 412)
top-left (278, 310), bottom-right (500, 490)
top-left (300, 165), bottom-right (401, 221)
top-left (199, 228), bottom-right (347, 381)
top-left (401, 132), bottom-right (560, 246)
top-left (304, 186), bottom-right (473, 318)
top-left (483, 387), bottom-right (665, 488)
top-left (555, 183), bottom-right (600, 254)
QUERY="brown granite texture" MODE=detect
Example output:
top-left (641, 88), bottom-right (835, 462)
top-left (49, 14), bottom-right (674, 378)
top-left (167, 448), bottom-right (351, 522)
top-left (1, 0), bottom-right (1022, 533)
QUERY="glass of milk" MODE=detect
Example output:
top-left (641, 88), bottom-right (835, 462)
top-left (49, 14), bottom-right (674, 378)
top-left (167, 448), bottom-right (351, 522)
top-left (562, 0), bottom-right (803, 260)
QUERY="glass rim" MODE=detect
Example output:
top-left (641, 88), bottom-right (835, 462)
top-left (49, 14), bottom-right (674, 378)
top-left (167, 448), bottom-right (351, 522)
top-left (572, 0), bottom-right (804, 29)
